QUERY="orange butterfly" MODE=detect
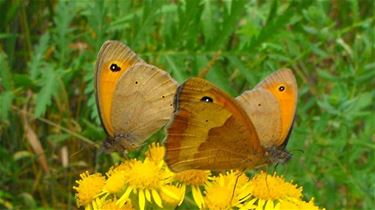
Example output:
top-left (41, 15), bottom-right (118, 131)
top-left (165, 69), bottom-right (297, 172)
top-left (95, 41), bottom-right (177, 151)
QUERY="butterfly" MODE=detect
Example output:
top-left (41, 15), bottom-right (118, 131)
top-left (165, 69), bottom-right (297, 172)
top-left (95, 40), bottom-right (177, 152)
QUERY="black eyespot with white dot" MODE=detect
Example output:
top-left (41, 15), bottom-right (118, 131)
top-left (278, 85), bottom-right (285, 92)
top-left (200, 96), bottom-right (213, 103)
top-left (110, 63), bottom-right (121, 72)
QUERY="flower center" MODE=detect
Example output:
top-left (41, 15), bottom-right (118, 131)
top-left (250, 171), bottom-right (302, 200)
top-left (174, 169), bottom-right (210, 186)
top-left (125, 160), bottom-right (165, 189)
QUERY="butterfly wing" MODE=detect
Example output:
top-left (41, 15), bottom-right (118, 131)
top-left (95, 40), bottom-right (143, 136)
top-left (236, 89), bottom-right (281, 148)
top-left (109, 63), bottom-right (178, 150)
top-left (165, 77), bottom-right (266, 172)
top-left (236, 69), bottom-right (298, 148)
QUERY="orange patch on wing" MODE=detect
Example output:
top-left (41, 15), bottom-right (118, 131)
top-left (98, 60), bottom-right (134, 136)
top-left (261, 80), bottom-right (297, 146)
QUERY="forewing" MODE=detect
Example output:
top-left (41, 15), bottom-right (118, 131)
top-left (95, 40), bottom-right (143, 136)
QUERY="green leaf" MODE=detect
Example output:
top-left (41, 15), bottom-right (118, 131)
top-left (53, 0), bottom-right (75, 66)
top-left (175, 0), bottom-right (204, 49)
top-left (209, 0), bottom-right (246, 50)
top-left (28, 32), bottom-right (50, 80)
top-left (0, 52), bottom-right (13, 90)
top-left (266, 0), bottom-right (278, 24)
top-left (164, 55), bottom-right (187, 83)
top-left (345, 92), bottom-right (373, 116)
top-left (34, 68), bottom-right (58, 117)
top-left (246, 7), bottom-right (293, 52)
top-left (83, 62), bottom-right (100, 123)
top-left (201, 0), bottom-right (215, 44)
top-left (0, 91), bottom-right (13, 122)
top-left (206, 68), bottom-right (237, 96)
top-left (226, 55), bottom-right (256, 85)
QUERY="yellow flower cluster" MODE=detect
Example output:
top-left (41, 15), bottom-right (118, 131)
top-left (74, 144), bottom-right (324, 210)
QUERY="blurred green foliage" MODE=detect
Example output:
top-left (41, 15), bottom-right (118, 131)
top-left (0, 0), bottom-right (374, 209)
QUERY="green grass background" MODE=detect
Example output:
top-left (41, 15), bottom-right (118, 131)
top-left (0, 0), bottom-right (374, 209)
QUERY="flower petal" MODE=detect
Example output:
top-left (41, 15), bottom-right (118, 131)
top-left (256, 199), bottom-right (265, 210)
top-left (239, 198), bottom-right (257, 210)
top-left (192, 185), bottom-right (204, 208)
top-left (139, 189), bottom-right (146, 210)
top-left (116, 186), bottom-right (133, 207)
top-left (274, 202), bottom-right (280, 210)
top-left (152, 189), bottom-right (163, 208)
top-left (265, 200), bottom-right (275, 210)
top-left (161, 186), bottom-right (180, 200)
top-left (93, 198), bottom-right (103, 210)
top-left (179, 185), bottom-right (186, 206)
top-left (145, 189), bottom-right (151, 202)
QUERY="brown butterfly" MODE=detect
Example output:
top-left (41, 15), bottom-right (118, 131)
top-left (236, 69), bottom-right (297, 163)
top-left (165, 69), bottom-right (297, 172)
top-left (95, 40), bottom-right (177, 152)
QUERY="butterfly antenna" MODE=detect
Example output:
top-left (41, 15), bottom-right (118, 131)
top-left (97, 143), bottom-right (107, 157)
top-left (265, 172), bottom-right (270, 193)
top-left (273, 163), bottom-right (279, 172)
top-left (69, 146), bottom-right (85, 158)
top-left (94, 147), bottom-right (103, 170)
top-left (264, 162), bottom-right (280, 192)
top-left (289, 148), bottom-right (304, 154)
top-left (230, 168), bottom-right (246, 203)
top-left (230, 171), bottom-right (241, 202)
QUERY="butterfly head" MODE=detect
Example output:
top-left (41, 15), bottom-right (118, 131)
top-left (265, 146), bottom-right (292, 164)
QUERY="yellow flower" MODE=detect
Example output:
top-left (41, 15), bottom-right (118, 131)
top-left (100, 199), bottom-right (134, 210)
top-left (98, 161), bottom-right (134, 201)
top-left (204, 171), bottom-right (252, 210)
top-left (73, 146), bottom-right (324, 210)
top-left (174, 169), bottom-right (210, 186)
top-left (239, 198), bottom-right (276, 210)
top-left (111, 160), bottom-right (134, 172)
top-left (240, 197), bottom-right (323, 210)
top-left (160, 184), bottom-right (185, 207)
top-left (174, 169), bottom-right (210, 208)
top-left (279, 197), bottom-right (323, 210)
top-left (146, 143), bottom-right (165, 164)
top-left (103, 169), bottom-right (126, 194)
top-left (73, 171), bottom-right (106, 208)
top-left (250, 171), bottom-right (302, 200)
top-left (116, 159), bottom-right (172, 210)
top-left (238, 171), bottom-right (323, 210)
